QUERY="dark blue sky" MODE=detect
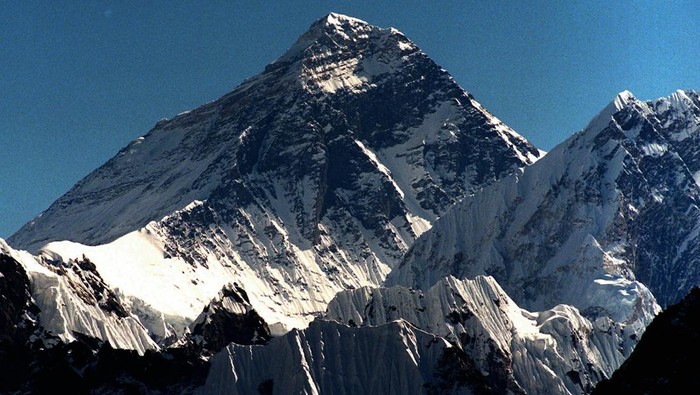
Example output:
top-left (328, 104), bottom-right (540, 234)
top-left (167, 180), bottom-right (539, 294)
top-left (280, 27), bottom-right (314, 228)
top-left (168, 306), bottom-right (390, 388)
top-left (2, 1), bottom-right (699, 238)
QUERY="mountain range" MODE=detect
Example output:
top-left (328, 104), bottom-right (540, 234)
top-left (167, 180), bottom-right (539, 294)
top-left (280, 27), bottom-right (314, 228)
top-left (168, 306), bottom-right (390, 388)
top-left (1, 12), bottom-right (698, 394)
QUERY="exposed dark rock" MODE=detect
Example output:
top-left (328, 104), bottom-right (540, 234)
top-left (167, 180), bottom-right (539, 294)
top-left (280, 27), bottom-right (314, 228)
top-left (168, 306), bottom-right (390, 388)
top-left (0, 254), bottom-right (39, 342)
top-left (428, 345), bottom-right (522, 395)
top-left (0, 333), bottom-right (210, 395)
top-left (594, 287), bottom-right (700, 394)
top-left (187, 284), bottom-right (272, 357)
top-left (64, 255), bottom-right (130, 318)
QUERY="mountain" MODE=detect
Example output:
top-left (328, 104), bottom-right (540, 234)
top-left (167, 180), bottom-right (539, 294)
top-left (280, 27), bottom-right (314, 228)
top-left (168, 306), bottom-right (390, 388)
top-left (185, 283), bottom-right (272, 357)
top-left (9, 13), bottom-right (540, 336)
top-left (202, 275), bottom-right (637, 394)
top-left (592, 287), bottom-right (700, 394)
top-left (11, 12), bottom-right (540, 251)
top-left (8, 11), bottom-right (696, 394)
top-left (388, 90), bottom-right (700, 337)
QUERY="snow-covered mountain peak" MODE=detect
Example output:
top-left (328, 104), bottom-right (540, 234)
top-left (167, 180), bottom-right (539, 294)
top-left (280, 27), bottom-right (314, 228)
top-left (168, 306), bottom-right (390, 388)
top-left (648, 90), bottom-right (700, 138)
top-left (273, 12), bottom-right (377, 65)
top-left (323, 12), bottom-right (369, 29)
top-left (670, 88), bottom-right (691, 103)
top-left (301, 12), bottom-right (371, 38)
top-left (583, 90), bottom-right (642, 138)
top-left (586, 89), bottom-right (699, 143)
top-left (614, 90), bottom-right (636, 108)
top-left (270, 11), bottom-right (418, 95)
top-left (9, 13), bottom-right (540, 338)
top-left (11, 12), bottom-right (539, 251)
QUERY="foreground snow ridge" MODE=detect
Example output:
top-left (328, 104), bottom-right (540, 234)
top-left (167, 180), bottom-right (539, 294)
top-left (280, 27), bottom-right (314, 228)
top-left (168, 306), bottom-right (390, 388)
top-left (202, 320), bottom-right (460, 395)
top-left (324, 276), bottom-right (634, 394)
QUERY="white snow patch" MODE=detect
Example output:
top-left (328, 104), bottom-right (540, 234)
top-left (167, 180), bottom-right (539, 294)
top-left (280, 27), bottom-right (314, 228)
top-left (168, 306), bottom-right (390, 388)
top-left (41, 227), bottom-right (226, 324)
top-left (406, 213), bottom-right (431, 238)
top-left (397, 40), bottom-right (413, 51)
top-left (355, 139), bottom-right (404, 199)
top-left (670, 89), bottom-right (692, 111)
top-left (641, 143), bottom-right (668, 157)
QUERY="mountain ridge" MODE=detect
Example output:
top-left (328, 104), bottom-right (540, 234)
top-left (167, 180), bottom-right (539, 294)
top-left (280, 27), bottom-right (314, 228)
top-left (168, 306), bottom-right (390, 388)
top-left (388, 88), bottom-right (700, 322)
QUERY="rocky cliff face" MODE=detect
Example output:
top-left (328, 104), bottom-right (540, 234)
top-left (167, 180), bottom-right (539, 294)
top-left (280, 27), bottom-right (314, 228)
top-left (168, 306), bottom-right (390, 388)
top-left (186, 283), bottom-right (271, 357)
top-left (0, 253), bottom-right (37, 345)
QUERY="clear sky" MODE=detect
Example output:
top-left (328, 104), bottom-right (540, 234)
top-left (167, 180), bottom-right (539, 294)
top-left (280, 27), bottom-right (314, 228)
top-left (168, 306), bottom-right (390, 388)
top-left (2, 1), bottom-right (699, 239)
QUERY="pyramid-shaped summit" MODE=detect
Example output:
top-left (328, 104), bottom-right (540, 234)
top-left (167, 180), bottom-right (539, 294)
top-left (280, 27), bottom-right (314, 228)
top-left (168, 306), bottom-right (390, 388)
top-left (252, 12), bottom-right (422, 96)
top-left (11, 13), bottom-right (541, 333)
top-left (272, 12), bottom-right (377, 66)
top-left (13, 12), bottom-right (540, 251)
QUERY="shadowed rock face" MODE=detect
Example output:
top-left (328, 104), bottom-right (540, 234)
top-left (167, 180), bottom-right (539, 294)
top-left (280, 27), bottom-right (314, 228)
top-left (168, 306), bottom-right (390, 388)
top-left (0, 335), bottom-right (210, 395)
top-left (0, 254), bottom-right (38, 342)
top-left (0, 254), bottom-right (40, 394)
top-left (593, 287), bottom-right (700, 394)
top-left (188, 284), bottom-right (272, 356)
